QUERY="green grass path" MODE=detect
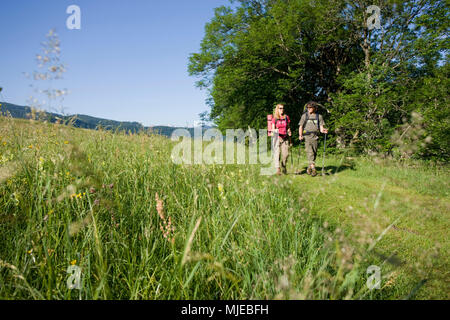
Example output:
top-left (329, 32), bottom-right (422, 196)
top-left (1, 118), bottom-right (448, 299)
top-left (287, 152), bottom-right (449, 299)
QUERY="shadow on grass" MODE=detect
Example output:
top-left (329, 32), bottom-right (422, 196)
top-left (293, 163), bottom-right (356, 176)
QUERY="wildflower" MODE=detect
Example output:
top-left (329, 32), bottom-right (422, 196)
top-left (155, 193), bottom-right (175, 244)
top-left (70, 259), bottom-right (77, 265)
top-left (11, 192), bottom-right (19, 206)
top-left (111, 210), bottom-right (119, 228)
top-left (28, 145), bottom-right (33, 149)
top-left (155, 193), bottom-right (165, 220)
top-left (64, 141), bottom-right (69, 144)
top-left (27, 250), bottom-right (36, 263)
top-left (217, 183), bottom-right (224, 193)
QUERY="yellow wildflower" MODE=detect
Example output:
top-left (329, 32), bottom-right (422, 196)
top-left (74, 193), bottom-right (82, 199)
top-left (70, 259), bottom-right (77, 265)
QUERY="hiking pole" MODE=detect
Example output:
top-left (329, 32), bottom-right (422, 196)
top-left (289, 135), bottom-right (293, 169)
top-left (322, 133), bottom-right (327, 176)
top-left (295, 137), bottom-right (302, 174)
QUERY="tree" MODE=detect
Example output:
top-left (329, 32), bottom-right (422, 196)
top-left (189, 0), bottom-right (361, 135)
top-left (189, 0), bottom-right (449, 160)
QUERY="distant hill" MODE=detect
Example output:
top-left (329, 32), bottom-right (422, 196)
top-left (0, 102), bottom-right (210, 137)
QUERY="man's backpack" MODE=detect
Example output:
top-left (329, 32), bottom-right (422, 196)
top-left (302, 111), bottom-right (320, 134)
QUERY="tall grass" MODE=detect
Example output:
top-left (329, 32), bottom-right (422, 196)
top-left (0, 116), bottom-right (446, 299)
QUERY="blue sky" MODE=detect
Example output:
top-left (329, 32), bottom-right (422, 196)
top-left (0, 0), bottom-right (232, 127)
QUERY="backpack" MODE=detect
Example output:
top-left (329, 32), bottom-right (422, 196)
top-left (268, 114), bottom-right (290, 136)
top-left (302, 111), bottom-right (320, 134)
top-left (267, 114), bottom-right (273, 136)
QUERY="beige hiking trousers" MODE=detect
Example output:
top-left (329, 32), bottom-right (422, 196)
top-left (273, 135), bottom-right (290, 171)
top-left (304, 135), bottom-right (318, 166)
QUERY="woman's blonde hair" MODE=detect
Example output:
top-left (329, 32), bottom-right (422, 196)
top-left (274, 104), bottom-right (285, 120)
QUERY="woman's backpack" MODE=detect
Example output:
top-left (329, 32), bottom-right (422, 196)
top-left (267, 114), bottom-right (290, 136)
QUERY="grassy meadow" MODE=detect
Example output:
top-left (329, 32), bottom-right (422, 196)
top-left (0, 116), bottom-right (448, 299)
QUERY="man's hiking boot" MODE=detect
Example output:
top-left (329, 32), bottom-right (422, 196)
top-left (282, 167), bottom-right (287, 175)
top-left (311, 167), bottom-right (317, 177)
top-left (307, 167), bottom-right (312, 175)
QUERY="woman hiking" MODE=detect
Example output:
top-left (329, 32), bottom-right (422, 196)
top-left (271, 103), bottom-right (292, 175)
top-left (298, 101), bottom-right (328, 177)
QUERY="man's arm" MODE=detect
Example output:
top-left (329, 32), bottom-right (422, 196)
top-left (319, 115), bottom-right (328, 134)
top-left (299, 114), bottom-right (305, 140)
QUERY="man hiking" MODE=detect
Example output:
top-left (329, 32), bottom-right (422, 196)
top-left (271, 103), bottom-right (292, 175)
top-left (299, 101), bottom-right (328, 177)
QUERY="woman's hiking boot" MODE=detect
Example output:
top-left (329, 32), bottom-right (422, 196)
top-left (311, 167), bottom-right (317, 177)
top-left (307, 166), bottom-right (312, 175)
top-left (276, 168), bottom-right (282, 176)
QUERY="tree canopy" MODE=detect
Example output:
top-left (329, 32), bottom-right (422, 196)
top-left (189, 0), bottom-right (449, 160)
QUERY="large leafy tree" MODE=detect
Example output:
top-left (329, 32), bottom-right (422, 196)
top-left (331, 0), bottom-right (449, 156)
top-left (189, 0), bottom-right (449, 159)
top-left (189, 0), bottom-right (361, 132)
